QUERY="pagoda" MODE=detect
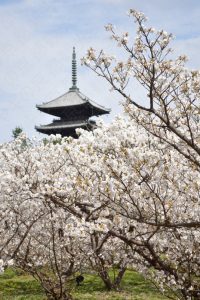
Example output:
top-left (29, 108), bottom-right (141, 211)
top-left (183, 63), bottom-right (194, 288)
top-left (35, 47), bottom-right (110, 138)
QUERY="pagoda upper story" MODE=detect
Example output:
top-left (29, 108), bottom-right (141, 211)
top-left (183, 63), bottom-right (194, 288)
top-left (35, 47), bottom-right (110, 138)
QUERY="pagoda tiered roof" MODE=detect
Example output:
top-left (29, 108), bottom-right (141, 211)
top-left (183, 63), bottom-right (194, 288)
top-left (36, 88), bottom-right (110, 118)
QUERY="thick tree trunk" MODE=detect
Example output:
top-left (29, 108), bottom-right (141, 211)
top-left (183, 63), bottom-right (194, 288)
top-left (113, 267), bottom-right (126, 291)
top-left (99, 270), bottom-right (113, 290)
top-left (99, 267), bottom-right (126, 291)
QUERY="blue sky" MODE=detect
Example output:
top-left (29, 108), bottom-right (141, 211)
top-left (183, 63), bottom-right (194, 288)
top-left (1, 0), bottom-right (200, 142)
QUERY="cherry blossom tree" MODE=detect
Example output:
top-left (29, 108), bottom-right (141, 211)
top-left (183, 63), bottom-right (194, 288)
top-left (0, 134), bottom-right (129, 297)
top-left (69, 220), bottom-right (129, 291)
top-left (0, 137), bottom-right (87, 300)
top-left (79, 119), bottom-right (200, 300)
top-left (80, 9), bottom-right (200, 300)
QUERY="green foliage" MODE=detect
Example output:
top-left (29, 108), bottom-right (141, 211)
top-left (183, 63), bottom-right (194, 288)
top-left (12, 127), bottom-right (23, 139)
top-left (0, 269), bottom-right (168, 300)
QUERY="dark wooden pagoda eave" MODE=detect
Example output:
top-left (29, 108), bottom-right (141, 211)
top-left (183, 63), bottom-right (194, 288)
top-left (35, 121), bottom-right (96, 138)
top-left (36, 102), bottom-right (110, 118)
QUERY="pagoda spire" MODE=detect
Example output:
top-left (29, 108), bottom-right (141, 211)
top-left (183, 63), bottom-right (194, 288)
top-left (71, 46), bottom-right (77, 90)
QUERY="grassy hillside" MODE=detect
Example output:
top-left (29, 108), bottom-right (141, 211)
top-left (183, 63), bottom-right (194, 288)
top-left (0, 268), bottom-right (168, 300)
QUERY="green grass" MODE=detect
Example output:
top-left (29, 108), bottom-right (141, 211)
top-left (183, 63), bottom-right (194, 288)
top-left (0, 268), bottom-right (44, 300)
top-left (0, 268), bottom-right (168, 300)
